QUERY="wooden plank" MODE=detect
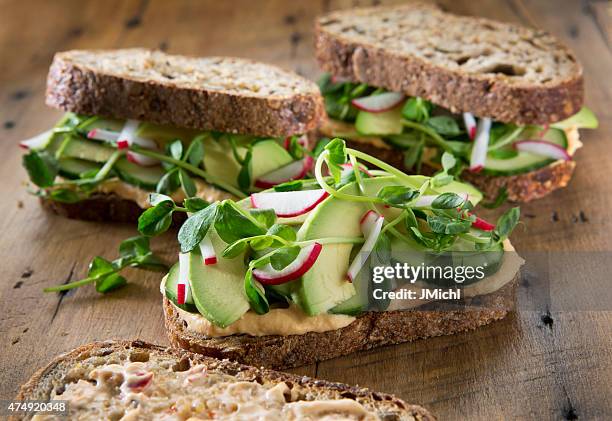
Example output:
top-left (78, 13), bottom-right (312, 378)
top-left (0, 0), bottom-right (610, 419)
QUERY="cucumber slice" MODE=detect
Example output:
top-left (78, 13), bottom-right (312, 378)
top-left (58, 137), bottom-right (116, 163)
top-left (482, 127), bottom-right (568, 176)
top-left (114, 157), bottom-right (165, 190)
top-left (355, 107), bottom-right (403, 136)
top-left (58, 158), bottom-right (102, 179)
top-left (165, 263), bottom-right (198, 312)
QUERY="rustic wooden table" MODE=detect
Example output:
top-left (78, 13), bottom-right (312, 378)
top-left (1, 0), bottom-right (611, 419)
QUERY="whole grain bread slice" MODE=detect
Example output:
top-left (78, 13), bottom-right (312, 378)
top-left (13, 340), bottom-right (434, 421)
top-left (164, 275), bottom-right (517, 370)
top-left (315, 4), bottom-right (583, 124)
top-left (46, 49), bottom-right (325, 137)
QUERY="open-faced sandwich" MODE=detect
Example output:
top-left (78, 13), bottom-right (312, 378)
top-left (314, 4), bottom-right (597, 202)
top-left (12, 340), bottom-right (434, 420)
top-left (20, 49), bottom-right (324, 222)
top-left (151, 139), bottom-right (523, 369)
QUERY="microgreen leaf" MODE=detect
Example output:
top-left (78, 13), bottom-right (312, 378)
top-left (273, 180), bottom-right (303, 192)
top-left (377, 186), bottom-right (419, 208)
top-left (431, 192), bottom-right (466, 209)
top-left (403, 138), bottom-right (424, 171)
top-left (138, 201), bottom-right (174, 236)
top-left (179, 169), bottom-right (197, 197)
top-left (493, 207), bottom-right (520, 241)
top-left (313, 137), bottom-right (332, 157)
top-left (270, 246), bottom-right (300, 270)
top-left (119, 236), bottom-right (152, 258)
top-left (427, 214), bottom-right (471, 235)
top-left (402, 97), bottom-right (432, 122)
top-left (404, 208), bottom-right (418, 230)
top-left (169, 140), bottom-right (183, 160)
top-left (325, 138), bottom-right (347, 183)
top-left (149, 193), bottom-right (174, 206)
top-left (426, 116), bottom-right (461, 136)
top-left (286, 135), bottom-right (304, 160)
top-left (178, 203), bottom-right (218, 253)
top-left (222, 240), bottom-right (247, 258)
top-left (238, 148), bottom-right (252, 191)
top-left (156, 168), bottom-right (180, 195)
top-left (88, 256), bottom-right (115, 279)
top-left (185, 136), bottom-right (205, 166)
top-left (184, 197), bottom-right (209, 212)
top-left (214, 201), bottom-right (265, 244)
top-left (248, 208), bottom-right (277, 228)
top-left (23, 150), bottom-right (57, 187)
top-left (95, 273), bottom-right (127, 293)
top-left (267, 224), bottom-right (296, 242)
top-left (244, 269), bottom-right (269, 314)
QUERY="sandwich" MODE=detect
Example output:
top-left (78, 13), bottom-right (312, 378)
top-left (314, 4), bottom-right (598, 203)
top-left (12, 340), bottom-right (434, 420)
top-left (19, 49), bottom-right (324, 222)
top-left (150, 139), bottom-right (523, 369)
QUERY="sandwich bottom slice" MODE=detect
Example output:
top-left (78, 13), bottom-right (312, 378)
top-left (13, 340), bottom-right (434, 421)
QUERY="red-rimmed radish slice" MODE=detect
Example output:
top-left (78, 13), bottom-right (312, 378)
top-left (413, 193), bottom-right (469, 208)
top-left (253, 242), bottom-right (323, 285)
top-left (250, 189), bottom-right (328, 218)
top-left (469, 117), bottom-right (492, 172)
top-left (347, 211), bottom-right (384, 282)
top-left (472, 215), bottom-right (495, 231)
top-left (283, 134), bottom-right (308, 150)
top-left (87, 128), bottom-right (119, 143)
top-left (352, 92), bottom-right (405, 113)
top-left (118, 119), bottom-right (160, 166)
top-left (19, 130), bottom-right (53, 150)
top-left (177, 253), bottom-right (192, 305)
top-left (127, 151), bottom-right (160, 166)
top-left (341, 163), bottom-right (372, 177)
top-left (254, 155), bottom-right (314, 189)
top-left (463, 112), bottom-right (477, 140)
top-left (514, 140), bottom-right (571, 161)
top-left (199, 234), bottom-right (217, 265)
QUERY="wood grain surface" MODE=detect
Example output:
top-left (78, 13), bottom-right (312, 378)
top-left (1, 0), bottom-right (611, 419)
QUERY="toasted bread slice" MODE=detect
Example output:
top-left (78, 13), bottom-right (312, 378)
top-left (164, 275), bottom-right (517, 370)
top-left (13, 340), bottom-right (434, 421)
top-left (315, 4), bottom-right (583, 125)
top-left (46, 49), bottom-right (324, 137)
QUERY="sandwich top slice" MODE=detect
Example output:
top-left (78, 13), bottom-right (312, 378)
top-left (314, 4), bottom-right (598, 202)
top-left (13, 340), bottom-right (434, 420)
top-left (155, 139), bottom-right (523, 369)
top-left (20, 49), bottom-right (324, 222)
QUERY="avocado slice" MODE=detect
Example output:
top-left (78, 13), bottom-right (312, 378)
top-left (355, 106), bottom-right (403, 136)
top-left (551, 106), bottom-right (598, 130)
top-left (188, 229), bottom-right (250, 328)
top-left (203, 137), bottom-right (294, 189)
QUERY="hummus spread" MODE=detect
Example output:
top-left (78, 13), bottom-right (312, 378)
top-left (97, 177), bottom-right (234, 208)
top-left (33, 360), bottom-right (379, 420)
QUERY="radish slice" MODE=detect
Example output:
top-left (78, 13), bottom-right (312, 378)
top-left (19, 130), bottom-right (53, 150)
top-left (463, 112), bottom-right (477, 140)
top-left (469, 117), bottom-right (492, 172)
top-left (177, 253), bottom-right (192, 305)
top-left (250, 189), bottom-right (329, 217)
top-left (199, 234), bottom-right (217, 265)
top-left (472, 216), bottom-right (495, 231)
top-left (118, 120), bottom-right (160, 166)
top-left (254, 156), bottom-right (314, 189)
top-left (514, 140), bottom-right (571, 161)
top-left (347, 211), bottom-right (384, 282)
top-left (87, 128), bottom-right (120, 143)
top-left (253, 242), bottom-right (323, 285)
top-left (341, 163), bottom-right (372, 177)
top-left (352, 92), bottom-right (405, 113)
top-left (413, 193), bottom-right (469, 208)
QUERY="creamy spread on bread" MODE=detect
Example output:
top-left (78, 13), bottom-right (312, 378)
top-left (96, 178), bottom-right (234, 209)
top-left (33, 360), bottom-right (378, 420)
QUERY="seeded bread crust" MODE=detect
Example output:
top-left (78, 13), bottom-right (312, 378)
top-left (315, 4), bottom-right (583, 125)
top-left (46, 49), bottom-right (325, 137)
top-left (164, 276), bottom-right (517, 370)
top-left (13, 340), bottom-right (434, 421)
